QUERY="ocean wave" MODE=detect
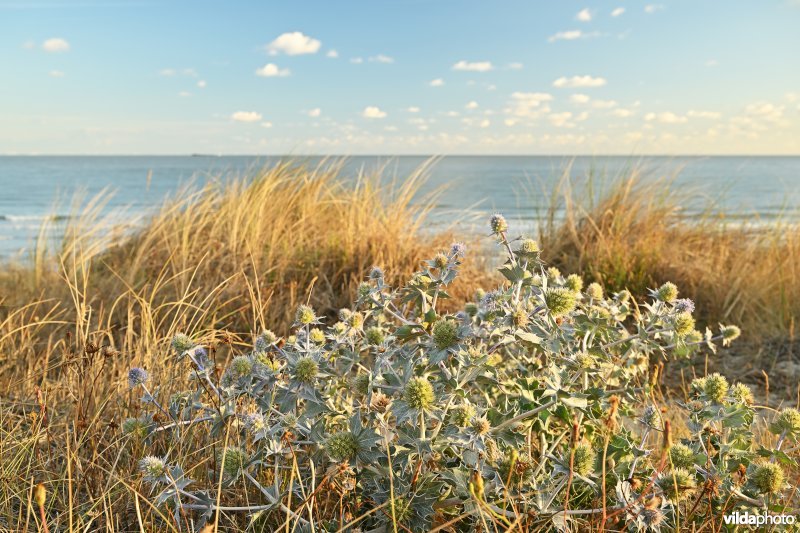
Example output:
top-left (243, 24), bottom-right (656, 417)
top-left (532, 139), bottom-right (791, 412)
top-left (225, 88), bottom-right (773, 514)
top-left (0, 214), bottom-right (71, 222)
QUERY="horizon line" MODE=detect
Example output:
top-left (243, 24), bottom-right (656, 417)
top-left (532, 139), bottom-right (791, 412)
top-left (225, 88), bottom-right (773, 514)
top-left (2, 153), bottom-right (800, 158)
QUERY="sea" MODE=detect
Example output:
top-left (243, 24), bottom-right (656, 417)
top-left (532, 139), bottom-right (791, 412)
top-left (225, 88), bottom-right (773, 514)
top-left (1, 155), bottom-right (799, 260)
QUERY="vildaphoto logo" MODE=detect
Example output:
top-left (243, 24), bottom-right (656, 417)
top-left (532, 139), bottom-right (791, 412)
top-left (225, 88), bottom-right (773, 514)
top-left (723, 511), bottom-right (796, 526)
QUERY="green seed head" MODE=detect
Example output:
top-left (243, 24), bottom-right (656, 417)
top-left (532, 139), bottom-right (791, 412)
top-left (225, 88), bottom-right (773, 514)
top-left (576, 352), bottom-right (595, 369)
top-left (545, 287), bottom-right (578, 317)
top-left (352, 374), bottom-right (370, 396)
top-left (518, 238), bottom-right (539, 255)
top-left (472, 416), bottom-right (491, 435)
top-left (752, 462), bottom-right (785, 494)
top-left (657, 282), bottom-right (679, 303)
top-left (295, 304), bottom-right (316, 325)
top-left (171, 333), bottom-right (194, 353)
top-left (721, 324), bottom-right (741, 342)
top-left (433, 252), bottom-right (449, 269)
top-left (332, 321), bottom-right (348, 336)
top-left (490, 213), bottom-right (508, 234)
top-left (432, 320), bottom-right (459, 350)
top-left (572, 443), bottom-right (596, 476)
top-left (775, 408), bottom-right (800, 434)
top-left (564, 274), bottom-right (583, 293)
top-left (511, 306), bottom-right (529, 328)
top-left (357, 281), bottom-right (372, 299)
top-left (229, 355), bottom-right (254, 379)
top-left (308, 328), bottom-right (326, 344)
top-left (668, 443), bottom-right (696, 470)
top-left (464, 302), bottom-right (478, 316)
top-left (617, 289), bottom-right (632, 303)
top-left (704, 373), bottom-right (729, 403)
top-left (674, 312), bottom-right (696, 337)
top-left (219, 446), bottom-right (248, 478)
top-left (586, 282), bottom-right (603, 299)
top-left (348, 311), bottom-right (364, 329)
top-left (253, 351), bottom-right (280, 372)
top-left (730, 383), bottom-right (754, 405)
top-left (404, 377), bottom-right (435, 410)
top-left (254, 329), bottom-right (277, 351)
top-left (547, 266), bottom-right (562, 280)
top-left (122, 417), bottom-right (149, 439)
top-left (657, 468), bottom-right (697, 501)
top-left (294, 357), bottom-right (318, 384)
top-left (326, 431), bottom-right (359, 462)
top-left (450, 404), bottom-right (476, 427)
top-left (365, 326), bottom-right (386, 346)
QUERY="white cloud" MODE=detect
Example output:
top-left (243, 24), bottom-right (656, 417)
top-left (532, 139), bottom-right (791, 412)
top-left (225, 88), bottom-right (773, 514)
top-left (466, 101), bottom-right (479, 110)
top-left (326, 49), bottom-right (339, 58)
top-left (644, 111), bottom-right (687, 124)
top-left (260, 121), bottom-right (273, 129)
top-left (612, 108), bottom-right (635, 118)
top-left (231, 111), bottom-right (262, 123)
top-left (368, 54), bottom-right (394, 64)
top-left (350, 57), bottom-right (364, 64)
top-left (407, 106), bottom-right (421, 113)
top-left (570, 94), bottom-right (591, 104)
top-left (687, 110), bottom-right (721, 119)
top-left (429, 78), bottom-right (445, 87)
top-left (592, 99), bottom-right (618, 109)
top-left (452, 60), bottom-right (493, 72)
top-left (508, 62), bottom-right (524, 70)
top-left (576, 8), bottom-right (592, 21)
top-left (49, 70), bottom-right (65, 78)
top-left (553, 75), bottom-right (607, 88)
top-left (22, 40), bottom-right (36, 50)
top-left (42, 38), bottom-right (69, 52)
top-left (644, 4), bottom-right (664, 13)
top-left (178, 91), bottom-right (192, 98)
top-left (362, 106), bottom-right (387, 119)
top-left (307, 108), bottom-right (322, 118)
top-left (611, 7), bottom-right (625, 17)
top-left (266, 31), bottom-right (321, 55)
top-left (159, 68), bottom-right (176, 77)
top-left (507, 92), bottom-right (554, 118)
top-left (480, 119), bottom-right (491, 128)
top-left (255, 63), bottom-right (291, 77)
top-left (197, 80), bottom-right (207, 88)
top-left (548, 30), bottom-right (583, 42)
top-left (549, 112), bottom-right (574, 128)
top-left (745, 102), bottom-right (784, 122)
top-left (705, 59), bottom-right (719, 67)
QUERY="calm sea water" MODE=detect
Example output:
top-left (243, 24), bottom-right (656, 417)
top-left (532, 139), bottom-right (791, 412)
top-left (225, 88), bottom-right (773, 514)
top-left (1, 155), bottom-right (799, 259)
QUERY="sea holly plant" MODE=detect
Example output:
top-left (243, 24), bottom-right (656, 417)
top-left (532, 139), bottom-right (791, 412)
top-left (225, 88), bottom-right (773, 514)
top-left (124, 214), bottom-right (798, 532)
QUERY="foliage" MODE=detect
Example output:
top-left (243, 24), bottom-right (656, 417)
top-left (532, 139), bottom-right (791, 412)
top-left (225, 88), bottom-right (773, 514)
top-left (126, 215), bottom-right (798, 531)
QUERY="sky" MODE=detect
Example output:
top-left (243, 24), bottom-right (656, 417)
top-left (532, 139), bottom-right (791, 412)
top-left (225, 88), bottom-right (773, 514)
top-left (2, 0), bottom-right (799, 155)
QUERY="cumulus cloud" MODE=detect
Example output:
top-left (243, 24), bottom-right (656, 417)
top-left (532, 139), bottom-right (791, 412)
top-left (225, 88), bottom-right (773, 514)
top-left (261, 122), bottom-right (273, 128)
top-left (266, 31), bottom-right (321, 55)
top-left (49, 70), bottom-right (65, 78)
top-left (466, 101), bottom-right (479, 110)
top-left (592, 99), bottom-right (618, 109)
top-left (159, 68), bottom-right (176, 77)
top-left (255, 63), bottom-right (291, 77)
top-left (644, 111), bottom-right (687, 124)
top-left (362, 106), bottom-right (387, 119)
top-left (350, 57), bottom-right (364, 64)
top-left (687, 110), bottom-right (721, 119)
top-left (307, 108), bottom-right (322, 118)
top-left (705, 59), bottom-right (719, 67)
top-left (368, 54), bottom-right (394, 63)
top-left (197, 80), bottom-right (207, 88)
top-left (644, 4), bottom-right (664, 13)
top-left (231, 111), bottom-right (262, 123)
top-left (452, 60), bottom-right (493, 72)
top-left (507, 92), bottom-right (553, 118)
top-left (178, 91), bottom-right (192, 98)
top-left (548, 30), bottom-right (583, 42)
top-left (570, 94), bottom-right (591, 104)
top-left (326, 49), bottom-right (339, 58)
top-left (553, 75), bottom-right (607, 88)
top-left (407, 106), bottom-right (420, 113)
top-left (549, 112), bottom-right (575, 128)
top-left (612, 108), bottom-right (635, 117)
top-left (576, 8), bottom-right (592, 21)
top-left (429, 78), bottom-right (445, 87)
top-left (611, 7), bottom-right (625, 16)
top-left (42, 38), bottom-right (69, 52)
top-left (745, 102), bottom-right (784, 122)
top-left (508, 62), bottom-right (524, 70)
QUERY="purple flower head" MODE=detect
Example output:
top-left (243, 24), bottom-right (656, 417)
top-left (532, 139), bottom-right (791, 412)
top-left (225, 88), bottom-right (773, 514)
top-left (674, 298), bottom-right (695, 314)
top-left (128, 367), bottom-right (149, 388)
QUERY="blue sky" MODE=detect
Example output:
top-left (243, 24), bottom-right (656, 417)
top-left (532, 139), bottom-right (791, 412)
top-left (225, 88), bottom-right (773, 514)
top-left (2, 0), bottom-right (799, 154)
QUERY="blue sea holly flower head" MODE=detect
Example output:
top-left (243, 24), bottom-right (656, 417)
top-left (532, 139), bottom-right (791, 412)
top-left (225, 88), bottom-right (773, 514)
top-left (673, 298), bottom-right (695, 314)
top-left (450, 242), bottom-right (466, 258)
top-left (127, 367), bottom-right (148, 388)
top-left (368, 265), bottom-right (384, 281)
top-left (490, 213), bottom-right (508, 234)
